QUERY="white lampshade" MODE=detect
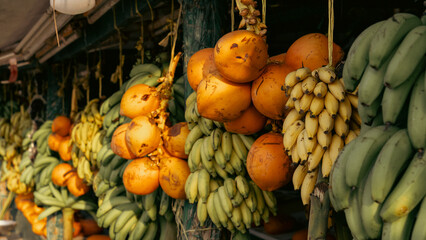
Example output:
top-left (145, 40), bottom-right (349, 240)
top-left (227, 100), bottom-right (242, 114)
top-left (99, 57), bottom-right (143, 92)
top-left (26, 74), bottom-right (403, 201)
top-left (50, 0), bottom-right (96, 15)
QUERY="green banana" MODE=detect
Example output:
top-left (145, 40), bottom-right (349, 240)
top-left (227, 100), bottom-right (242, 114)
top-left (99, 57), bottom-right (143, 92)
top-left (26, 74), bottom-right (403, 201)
top-left (361, 171), bottom-right (383, 239)
top-left (203, 136), bottom-right (215, 160)
top-left (343, 21), bottom-right (385, 91)
top-left (344, 189), bottom-right (369, 240)
top-left (237, 134), bottom-right (255, 150)
top-left (197, 168), bottom-right (210, 203)
top-left (213, 191), bottom-right (229, 227)
top-left (239, 200), bottom-right (252, 229)
top-left (407, 72), bottom-right (426, 150)
top-left (115, 215), bottom-right (138, 240)
top-left (384, 25), bottom-right (426, 88)
top-left (214, 145), bottom-right (227, 169)
top-left (382, 63), bottom-right (424, 125)
top-left (97, 196), bottom-right (132, 218)
top-left (229, 151), bottom-right (243, 173)
top-left (369, 13), bottom-right (421, 69)
top-left (143, 189), bottom-right (158, 211)
top-left (250, 181), bottom-right (265, 215)
top-left (345, 125), bottom-right (399, 188)
top-left (232, 134), bottom-right (248, 161)
top-left (188, 138), bottom-right (202, 172)
top-left (197, 200), bottom-right (208, 227)
top-left (224, 178), bottom-right (237, 199)
top-left (329, 137), bottom-right (359, 211)
top-left (158, 190), bottom-right (170, 216)
top-left (411, 197), bottom-right (426, 240)
top-left (129, 63), bottom-right (162, 78)
top-left (370, 129), bottom-right (414, 203)
top-left (357, 92), bottom-right (382, 125)
top-left (231, 191), bottom-right (244, 207)
top-left (128, 215), bottom-right (149, 240)
top-left (114, 204), bottom-right (141, 233)
top-left (102, 90), bottom-right (124, 116)
top-left (218, 186), bottom-right (233, 218)
top-left (37, 206), bottom-right (62, 220)
top-left (245, 184), bottom-right (258, 213)
top-left (206, 192), bottom-right (222, 229)
top-left (142, 221), bottom-right (158, 240)
top-left (184, 171), bottom-right (198, 203)
top-left (184, 125), bottom-right (203, 154)
top-left (221, 131), bottom-right (233, 161)
top-left (380, 151), bottom-right (426, 222)
top-left (381, 206), bottom-right (417, 240)
top-left (210, 128), bottom-right (223, 151)
top-left (235, 176), bottom-right (250, 198)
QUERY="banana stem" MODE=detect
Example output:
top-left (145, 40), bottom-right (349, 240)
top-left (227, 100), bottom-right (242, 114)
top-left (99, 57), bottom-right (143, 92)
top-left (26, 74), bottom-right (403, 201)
top-left (308, 182), bottom-right (330, 239)
top-left (63, 207), bottom-right (74, 240)
top-left (0, 191), bottom-right (15, 219)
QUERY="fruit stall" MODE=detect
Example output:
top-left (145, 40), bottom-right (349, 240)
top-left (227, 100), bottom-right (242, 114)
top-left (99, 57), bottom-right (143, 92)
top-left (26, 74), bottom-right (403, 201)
top-left (0, 0), bottom-right (424, 239)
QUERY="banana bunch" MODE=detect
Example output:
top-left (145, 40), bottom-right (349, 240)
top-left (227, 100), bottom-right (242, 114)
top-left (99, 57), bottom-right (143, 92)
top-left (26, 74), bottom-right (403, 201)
top-left (282, 66), bottom-right (360, 205)
top-left (343, 13), bottom-right (424, 94)
top-left (329, 126), bottom-right (426, 239)
top-left (0, 106), bottom-right (32, 147)
top-left (33, 182), bottom-right (98, 219)
top-left (0, 100), bottom-right (19, 119)
top-left (184, 91), bottom-right (278, 233)
top-left (70, 99), bottom-right (105, 185)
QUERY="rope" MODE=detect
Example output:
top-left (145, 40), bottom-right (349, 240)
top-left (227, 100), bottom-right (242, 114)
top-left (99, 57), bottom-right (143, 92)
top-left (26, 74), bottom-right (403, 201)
top-left (171, 2), bottom-right (182, 61)
top-left (135, 0), bottom-right (145, 63)
top-left (52, 0), bottom-right (60, 47)
top-left (146, 0), bottom-right (154, 21)
top-left (262, 0), bottom-right (266, 25)
top-left (328, 0), bottom-right (334, 68)
top-left (113, 7), bottom-right (123, 87)
top-left (231, 0), bottom-right (235, 31)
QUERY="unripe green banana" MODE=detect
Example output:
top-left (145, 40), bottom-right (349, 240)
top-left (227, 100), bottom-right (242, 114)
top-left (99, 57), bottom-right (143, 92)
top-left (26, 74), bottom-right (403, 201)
top-left (411, 197), bottom-right (426, 240)
top-left (197, 169), bottom-right (210, 203)
top-left (218, 186), bottom-right (233, 218)
top-left (221, 131), bottom-right (233, 161)
top-left (207, 192), bottom-right (222, 229)
top-left (197, 200), bottom-right (208, 227)
top-left (235, 176), bottom-right (250, 198)
top-left (407, 73), bottom-right (426, 150)
top-left (213, 191), bottom-right (229, 227)
top-left (361, 171), bottom-right (383, 239)
top-left (344, 189), bottom-right (369, 240)
top-left (224, 178), bottom-right (237, 199)
top-left (381, 207), bottom-right (417, 240)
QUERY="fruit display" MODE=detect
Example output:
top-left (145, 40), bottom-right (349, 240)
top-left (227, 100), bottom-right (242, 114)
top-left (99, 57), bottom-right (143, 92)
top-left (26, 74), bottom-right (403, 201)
top-left (282, 66), bottom-right (360, 205)
top-left (330, 12), bottom-right (425, 239)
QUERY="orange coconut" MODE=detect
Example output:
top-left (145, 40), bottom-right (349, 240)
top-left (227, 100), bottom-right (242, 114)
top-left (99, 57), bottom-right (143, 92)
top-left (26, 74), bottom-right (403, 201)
top-left (123, 157), bottom-right (159, 195)
top-left (66, 172), bottom-right (90, 197)
top-left (187, 48), bottom-right (216, 90)
top-left (285, 33), bottom-right (344, 71)
top-left (246, 132), bottom-right (293, 191)
top-left (162, 122), bottom-right (190, 159)
top-left (251, 62), bottom-right (294, 119)
top-left (52, 116), bottom-right (72, 137)
top-left (197, 72), bottom-right (251, 122)
top-left (224, 104), bottom-right (267, 135)
top-left (120, 84), bottom-right (161, 119)
top-left (269, 52), bottom-right (287, 64)
top-left (159, 157), bottom-right (190, 199)
top-left (58, 137), bottom-right (72, 161)
top-left (51, 163), bottom-right (74, 186)
top-left (111, 123), bottom-right (136, 160)
top-left (214, 30), bottom-right (269, 83)
top-left (125, 116), bottom-right (161, 158)
top-left (48, 133), bottom-right (65, 152)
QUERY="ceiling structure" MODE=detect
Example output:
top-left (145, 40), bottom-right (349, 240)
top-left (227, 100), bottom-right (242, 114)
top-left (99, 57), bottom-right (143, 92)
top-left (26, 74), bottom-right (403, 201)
top-left (0, 0), bottom-right (50, 51)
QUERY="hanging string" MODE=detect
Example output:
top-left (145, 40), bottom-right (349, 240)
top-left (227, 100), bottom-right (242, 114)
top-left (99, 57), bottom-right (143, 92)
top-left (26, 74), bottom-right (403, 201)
top-left (171, 2), bottom-right (182, 61)
top-left (113, 7), bottom-right (123, 87)
top-left (262, 0), bottom-right (266, 25)
top-left (231, 0), bottom-right (235, 31)
top-left (135, 0), bottom-right (145, 63)
top-left (52, 0), bottom-right (60, 46)
top-left (146, 0), bottom-right (154, 21)
top-left (98, 51), bottom-right (103, 99)
top-left (328, 0), bottom-right (334, 68)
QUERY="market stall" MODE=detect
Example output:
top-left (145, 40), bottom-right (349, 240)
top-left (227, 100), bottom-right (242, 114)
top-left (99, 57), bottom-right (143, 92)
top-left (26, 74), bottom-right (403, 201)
top-left (0, 0), bottom-right (424, 239)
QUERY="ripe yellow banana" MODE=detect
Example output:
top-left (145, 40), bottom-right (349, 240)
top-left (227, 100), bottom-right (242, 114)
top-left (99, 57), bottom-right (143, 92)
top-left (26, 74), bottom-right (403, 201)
top-left (303, 130), bottom-right (317, 154)
top-left (313, 81), bottom-right (328, 98)
top-left (285, 97), bottom-right (295, 109)
top-left (329, 134), bottom-right (344, 164)
top-left (345, 130), bottom-right (358, 145)
top-left (305, 114), bottom-right (318, 139)
top-left (334, 115), bottom-right (349, 139)
top-left (321, 149), bottom-right (332, 177)
top-left (292, 163), bottom-right (308, 190)
top-left (294, 99), bottom-right (301, 114)
top-left (347, 94), bottom-right (358, 109)
top-left (296, 67), bottom-right (312, 81)
top-left (290, 144), bottom-right (300, 164)
top-left (302, 76), bottom-right (318, 94)
top-left (338, 98), bottom-right (352, 123)
top-left (291, 82), bottom-right (304, 101)
top-left (307, 144), bottom-right (325, 171)
top-left (197, 169), bottom-right (210, 203)
top-left (282, 109), bottom-right (304, 134)
top-left (296, 130), bottom-right (309, 163)
top-left (300, 167), bottom-right (319, 205)
top-left (313, 67), bottom-right (336, 84)
top-left (284, 71), bottom-right (299, 90)
top-left (351, 110), bottom-right (362, 126)
top-left (328, 79), bottom-right (346, 102)
top-left (309, 96), bottom-right (325, 117)
top-left (318, 109), bottom-right (334, 134)
top-left (283, 120), bottom-right (305, 151)
top-left (299, 93), bottom-right (315, 114)
top-left (324, 91), bottom-right (339, 118)
top-left (317, 127), bottom-right (332, 150)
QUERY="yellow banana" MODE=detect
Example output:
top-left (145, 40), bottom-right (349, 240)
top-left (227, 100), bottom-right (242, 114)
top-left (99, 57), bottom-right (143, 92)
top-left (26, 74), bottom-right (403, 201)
top-left (197, 200), bottom-right (208, 227)
top-left (185, 171), bottom-right (199, 204)
top-left (296, 130), bottom-right (308, 163)
top-left (313, 67), bottom-right (336, 84)
top-left (290, 82), bottom-right (304, 101)
top-left (313, 81), bottom-right (328, 98)
top-left (307, 144), bottom-right (325, 171)
top-left (302, 76), bottom-right (318, 94)
top-left (283, 120), bottom-right (305, 151)
top-left (347, 94), bottom-right (358, 109)
top-left (303, 130), bottom-right (317, 154)
top-left (317, 127), bottom-right (332, 150)
top-left (309, 96), bottom-right (325, 117)
top-left (338, 98), bottom-right (352, 123)
top-left (239, 201), bottom-right (252, 229)
top-left (299, 93), bottom-right (314, 114)
top-left (351, 110), bottom-right (362, 126)
top-left (296, 67), bottom-right (312, 80)
top-left (300, 167), bottom-right (319, 205)
top-left (328, 79), bottom-right (346, 102)
top-left (329, 134), bottom-right (344, 164)
top-left (285, 97), bottom-right (295, 109)
top-left (290, 144), bottom-right (300, 165)
top-left (345, 130), bottom-right (358, 145)
top-left (305, 113), bottom-right (318, 139)
top-left (334, 115), bottom-right (349, 139)
top-left (324, 91), bottom-right (339, 118)
top-left (292, 163), bottom-right (308, 190)
top-left (209, 179), bottom-right (220, 193)
top-left (218, 186), bottom-right (233, 218)
top-left (282, 109), bottom-right (304, 134)
top-left (197, 169), bottom-right (210, 203)
top-left (321, 149), bottom-right (332, 177)
top-left (294, 99), bottom-right (301, 114)
top-left (284, 71), bottom-right (299, 89)
top-left (213, 191), bottom-right (229, 227)
top-left (206, 192), bottom-right (222, 229)
top-left (318, 109), bottom-right (334, 134)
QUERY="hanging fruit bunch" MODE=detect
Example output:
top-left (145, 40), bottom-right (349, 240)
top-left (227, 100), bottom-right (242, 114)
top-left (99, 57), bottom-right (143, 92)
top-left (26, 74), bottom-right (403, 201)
top-left (69, 99), bottom-right (105, 185)
top-left (94, 56), bottom-right (185, 239)
top-left (330, 13), bottom-right (425, 240)
top-left (0, 106), bottom-right (34, 195)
